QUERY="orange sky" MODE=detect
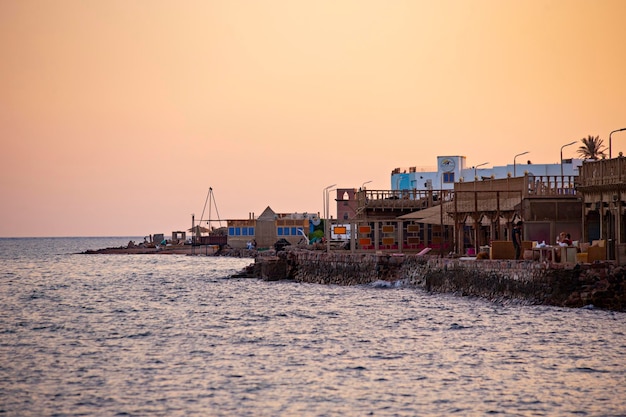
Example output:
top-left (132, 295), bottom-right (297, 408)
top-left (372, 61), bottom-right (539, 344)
top-left (1, 0), bottom-right (625, 237)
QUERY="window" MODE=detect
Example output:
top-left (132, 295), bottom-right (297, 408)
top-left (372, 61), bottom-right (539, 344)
top-left (229, 227), bottom-right (254, 236)
top-left (443, 172), bottom-right (455, 183)
top-left (277, 226), bottom-right (299, 236)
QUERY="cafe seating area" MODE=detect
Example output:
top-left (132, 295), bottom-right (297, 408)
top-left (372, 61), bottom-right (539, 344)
top-left (483, 239), bottom-right (607, 264)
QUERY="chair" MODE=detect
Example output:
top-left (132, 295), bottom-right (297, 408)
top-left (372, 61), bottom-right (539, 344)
top-left (576, 240), bottom-right (606, 263)
top-left (560, 246), bottom-right (578, 263)
top-left (587, 240), bottom-right (606, 262)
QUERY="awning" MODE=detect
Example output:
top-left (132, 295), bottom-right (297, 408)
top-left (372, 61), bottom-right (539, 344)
top-left (398, 204), bottom-right (455, 225)
top-left (398, 195), bottom-right (521, 226)
top-left (188, 225), bottom-right (211, 234)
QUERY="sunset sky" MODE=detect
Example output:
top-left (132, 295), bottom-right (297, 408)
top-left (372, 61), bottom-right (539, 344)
top-left (1, 0), bottom-right (625, 237)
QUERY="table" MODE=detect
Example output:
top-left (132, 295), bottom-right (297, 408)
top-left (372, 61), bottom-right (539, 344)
top-left (532, 246), bottom-right (557, 262)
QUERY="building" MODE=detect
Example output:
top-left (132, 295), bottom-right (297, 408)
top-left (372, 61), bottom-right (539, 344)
top-left (227, 207), bottom-right (318, 249)
top-left (330, 154), bottom-right (584, 256)
top-left (577, 155), bottom-right (626, 264)
top-left (336, 188), bottom-right (359, 222)
top-left (391, 155), bottom-right (583, 192)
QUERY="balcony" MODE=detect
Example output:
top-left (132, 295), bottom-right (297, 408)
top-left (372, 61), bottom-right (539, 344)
top-left (577, 157), bottom-right (626, 189)
top-left (454, 175), bottom-right (578, 198)
top-left (357, 189), bottom-right (446, 212)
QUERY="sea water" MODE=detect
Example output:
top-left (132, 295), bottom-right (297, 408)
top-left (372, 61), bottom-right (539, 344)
top-left (0, 237), bottom-right (625, 417)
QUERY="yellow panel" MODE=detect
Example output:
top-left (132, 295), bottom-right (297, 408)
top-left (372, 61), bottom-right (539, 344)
top-left (407, 237), bottom-right (420, 244)
top-left (407, 225), bottom-right (420, 233)
top-left (382, 225), bottom-right (395, 233)
top-left (382, 237), bottom-right (395, 245)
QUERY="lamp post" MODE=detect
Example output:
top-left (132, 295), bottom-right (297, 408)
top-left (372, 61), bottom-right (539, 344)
top-left (473, 162), bottom-right (489, 182)
top-left (609, 128), bottom-right (626, 159)
top-left (361, 180), bottom-right (372, 190)
top-left (560, 141), bottom-right (576, 177)
top-left (323, 183), bottom-right (336, 222)
top-left (513, 151), bottom-right (529, 177)
top-left (323, 184), bottom-right (336, 252)
top-left (471, 162), bottom-right (488, 256)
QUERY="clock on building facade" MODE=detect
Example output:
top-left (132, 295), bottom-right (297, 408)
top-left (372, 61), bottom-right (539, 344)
top-left (440, 158), bottom-right (456, 172)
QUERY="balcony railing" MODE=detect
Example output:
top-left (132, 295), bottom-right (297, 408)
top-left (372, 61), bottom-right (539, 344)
top-left (524, 175), bottom-right (577, 197)
top-left (453, 175), bottom-right (577, 197)
top-left (358, 174), bottom-right (580, 215)
top-left (357, 189), bottom-right (450, 211)
top-left (578, 157), bottom-right (626, 188)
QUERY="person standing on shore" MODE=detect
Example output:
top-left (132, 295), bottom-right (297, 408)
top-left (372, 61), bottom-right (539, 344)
top-left (512, 221), bottom-right (523, 260)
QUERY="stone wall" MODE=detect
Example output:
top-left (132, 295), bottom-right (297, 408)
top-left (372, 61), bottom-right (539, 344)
top-left (252, 250), bottom-right (625, 312)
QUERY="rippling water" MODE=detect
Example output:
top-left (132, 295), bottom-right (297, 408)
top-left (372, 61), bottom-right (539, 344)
top-left (1, 237), bottom-right (625, 416)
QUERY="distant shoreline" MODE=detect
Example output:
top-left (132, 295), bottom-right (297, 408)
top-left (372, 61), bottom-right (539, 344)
top-left (80, 244), bottom-right (255, 258)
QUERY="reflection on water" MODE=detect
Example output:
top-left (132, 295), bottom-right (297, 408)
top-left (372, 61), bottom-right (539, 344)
top-left (0, 238), bottom-right (625, 416)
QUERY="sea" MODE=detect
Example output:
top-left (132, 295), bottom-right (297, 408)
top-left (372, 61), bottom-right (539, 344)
top-left (0, 237), bottom-right (625, 417)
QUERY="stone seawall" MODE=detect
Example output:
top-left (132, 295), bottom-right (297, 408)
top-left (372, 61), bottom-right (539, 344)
top-left (252, 250), bottom-right (625, 312)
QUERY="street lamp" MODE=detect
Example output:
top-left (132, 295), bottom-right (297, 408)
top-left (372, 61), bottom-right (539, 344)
top-left (560, 141), bottom-right (576, 177)
top-left (471, 162), bottom-right (488, 256)
top-left (513, 151), bottom-right (529, 177)
top-left (609, 128), bottom-right (626, 159)
top-left (322, 184), bottom-right (336, 221)
top-left (361, 180), bottom-right (372, 190)
top-left (473, 162), bottom-right (489, 181)
top-left (323, 184), bottom-right (336, 251)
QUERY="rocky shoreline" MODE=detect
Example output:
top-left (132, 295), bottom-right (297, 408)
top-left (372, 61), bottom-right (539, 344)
top-left (249, 250), bottom-right (626, 312)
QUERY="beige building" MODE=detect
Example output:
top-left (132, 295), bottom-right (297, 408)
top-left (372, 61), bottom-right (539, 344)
top-left (227, 207), bottom-right (313, 249)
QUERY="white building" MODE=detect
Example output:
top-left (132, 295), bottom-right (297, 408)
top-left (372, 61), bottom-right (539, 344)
top-left (391, 155), bottom-right (583, 191)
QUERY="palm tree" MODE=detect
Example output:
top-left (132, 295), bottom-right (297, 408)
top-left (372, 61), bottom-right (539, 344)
top-left (577, 135), bottom-right (607, 160)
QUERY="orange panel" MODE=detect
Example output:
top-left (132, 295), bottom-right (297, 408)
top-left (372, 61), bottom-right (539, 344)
top-left (359, 238), bottom-right (371, 246)
top-left (359, 226), bottom-right (371, 234)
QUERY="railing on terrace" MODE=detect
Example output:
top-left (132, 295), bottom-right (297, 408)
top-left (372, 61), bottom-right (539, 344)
top-left (454, 175), bottom-right (577, 197)
top-left (357, 174), bottom-right (579, 215)
top-left (524, 175), bottom-right (577, 197)
top-left (357, 189), bottom-right (453, 211)
top-left (578, 157), bottom-right (626, 187)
